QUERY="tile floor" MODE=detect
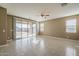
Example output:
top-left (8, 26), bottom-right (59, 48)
top-left (0, 35), bottom-right (79, 56)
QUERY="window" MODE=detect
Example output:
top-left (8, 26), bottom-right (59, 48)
top-left (40, 23), bottom-right (44, 32)
top-left (66, 19), bottom-right (76, 33)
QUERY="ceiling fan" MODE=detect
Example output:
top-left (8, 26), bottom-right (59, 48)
top-left (41, 13), bottom-right (50, 17)
top-left (39, 8), bottom-right (50, 19)
top-left (35, 8), bottom-right (50, 21)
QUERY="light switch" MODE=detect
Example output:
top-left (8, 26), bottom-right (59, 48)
top-left (3, 29), bottom-right (5, 32)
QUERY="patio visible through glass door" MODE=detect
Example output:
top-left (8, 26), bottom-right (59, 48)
top-left (16, 20), bottom-right (22, 39)
top-left (16, 19), bottom-right (37, 39)
top-left (22, 21), bottom-right (28, 39)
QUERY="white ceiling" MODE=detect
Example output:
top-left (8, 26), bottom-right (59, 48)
top-left (0, 3), bottom-right (79, 22)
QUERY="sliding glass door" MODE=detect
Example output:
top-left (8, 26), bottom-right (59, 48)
top-left (22, 21), bottom-right (28, 39)
top-left (16, 20), bottom-right (22, 39)
top-left (28, 22), bottom-right (33, 37)
top-left (15, 18), bottom-right (37, 39)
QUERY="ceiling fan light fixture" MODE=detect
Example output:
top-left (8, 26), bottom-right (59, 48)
top-left (61, 3), bottom-right (68, 7)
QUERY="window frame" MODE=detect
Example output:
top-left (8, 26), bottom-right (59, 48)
top-left (65, 18), bottom-right (76, 33)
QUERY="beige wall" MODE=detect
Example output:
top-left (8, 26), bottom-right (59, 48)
top-left (0, 7), bottom-right (7, 45)
top-left (41, 14), bottom-right (79, 40)
top-left (7, 15), bottom-right (13, 40)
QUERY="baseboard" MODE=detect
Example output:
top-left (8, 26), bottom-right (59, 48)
top-left (0, 41), bottom-right (8, 47)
